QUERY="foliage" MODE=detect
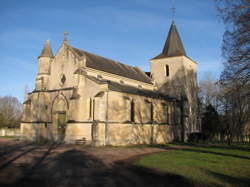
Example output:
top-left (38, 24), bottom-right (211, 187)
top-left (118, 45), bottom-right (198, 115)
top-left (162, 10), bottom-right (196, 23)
top-left (136, 144), bottom-right (250, 186)
top-left (0, 96), bottom-right (22, 128)
top-left (202, 104), bottom-right (220, 141)
top-left (187, 132), bottom-right (206, 143)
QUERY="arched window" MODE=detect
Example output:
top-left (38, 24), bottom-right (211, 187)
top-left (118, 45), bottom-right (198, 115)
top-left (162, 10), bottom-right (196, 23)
top-left (131, 100), bottom-right (135, 122)
top-left (87, 98), bottom-right (92, 119)
top-left (123, 96), bottom-right (134, 123)
top-left (94, 92), bottom-right (105, 121)
top-left (162, 103), bottom-right (169, 123)
top-left (123, 96), bottom-right (131, 122)
top-left (145, 100), bottom-right (153, 123)
top-left (165, 65), bottom-right (169, 77)
top-left (151, 103), bottom-right (154, 123)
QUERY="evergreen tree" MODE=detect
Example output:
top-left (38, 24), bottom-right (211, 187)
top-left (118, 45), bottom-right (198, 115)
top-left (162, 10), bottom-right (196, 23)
top-left (202, 104), bottom-right (220, 141)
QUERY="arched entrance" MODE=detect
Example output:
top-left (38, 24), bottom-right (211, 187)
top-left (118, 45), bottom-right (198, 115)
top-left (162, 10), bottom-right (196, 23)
top-left (52, 94), bottom-right (68, 142)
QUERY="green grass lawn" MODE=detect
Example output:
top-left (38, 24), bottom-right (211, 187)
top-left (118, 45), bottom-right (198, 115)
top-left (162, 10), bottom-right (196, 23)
top-left (135, 144), bottom-right (250, 187)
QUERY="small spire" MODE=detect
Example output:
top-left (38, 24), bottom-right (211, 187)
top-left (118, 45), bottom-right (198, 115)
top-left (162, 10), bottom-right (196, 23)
top-left (39, 40), bottom-right (53, 58)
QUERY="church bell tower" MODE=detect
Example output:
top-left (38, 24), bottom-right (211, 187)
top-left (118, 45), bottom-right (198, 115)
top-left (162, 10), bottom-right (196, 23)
top-left (150, 21), bottom-right (199, 139)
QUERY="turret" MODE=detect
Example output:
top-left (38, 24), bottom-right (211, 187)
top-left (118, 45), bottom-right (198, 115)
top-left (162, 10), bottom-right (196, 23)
top-left (38, 40), bottom-right (53, 75)
top-left (36, 40), bottom-right (53, 90)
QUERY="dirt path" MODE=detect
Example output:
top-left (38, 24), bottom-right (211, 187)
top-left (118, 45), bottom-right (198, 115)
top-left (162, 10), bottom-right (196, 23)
top-left (0, 138), bottom-right (193, 187)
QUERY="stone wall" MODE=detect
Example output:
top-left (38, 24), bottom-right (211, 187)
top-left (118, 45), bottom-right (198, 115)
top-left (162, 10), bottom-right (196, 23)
top-left (20, 123), bottom-right (47, 141)
top-left (20, 121), bottom-right (181, 146)
top-left (92, 123), bottom-right (175, 146)
top-left (65, 123), bottom-right (92, 144)
top-left (0, 128), bottom-right (20, 137)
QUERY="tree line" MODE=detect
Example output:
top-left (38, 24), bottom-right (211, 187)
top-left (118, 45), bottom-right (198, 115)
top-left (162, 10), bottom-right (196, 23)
top-left (198, 0), bottom-right (250, 144)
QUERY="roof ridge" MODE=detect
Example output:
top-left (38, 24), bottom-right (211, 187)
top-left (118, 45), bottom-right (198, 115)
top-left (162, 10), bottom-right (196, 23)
top-left (71, 46), bottom-right (152, 84)
top-left (72, 47), bottom-right (134, 68)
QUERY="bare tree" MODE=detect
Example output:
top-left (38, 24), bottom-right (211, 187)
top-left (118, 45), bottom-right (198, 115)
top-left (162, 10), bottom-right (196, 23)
top-left (216, 0), bottom-right (250, 88)
top-left (217, 82), bottom-right (250, 144)
top-left (199, 72), bottom-right (220, 108)
top-left (0, 96), bottom-right (22, 128)
top-left (215, 0), bottom-right (250, 144)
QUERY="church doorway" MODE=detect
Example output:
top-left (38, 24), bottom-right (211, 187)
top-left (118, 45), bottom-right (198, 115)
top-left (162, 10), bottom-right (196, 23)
top-left (51, 95), bottom-right (68, 142)
top-left (51, 111), bottom-right (67, 142)
top-left (57, 112), bottom-right (66, 141)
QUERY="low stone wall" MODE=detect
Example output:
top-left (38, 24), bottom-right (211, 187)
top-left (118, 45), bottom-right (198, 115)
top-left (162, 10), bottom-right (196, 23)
top-left (0, 128), bottom-right (20, 137)
top-left (20, 123), bottom-right (47, 141)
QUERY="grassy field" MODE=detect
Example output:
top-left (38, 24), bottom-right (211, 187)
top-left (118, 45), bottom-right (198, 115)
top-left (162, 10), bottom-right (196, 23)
top-left (135, 144), bottom-right (250, 187)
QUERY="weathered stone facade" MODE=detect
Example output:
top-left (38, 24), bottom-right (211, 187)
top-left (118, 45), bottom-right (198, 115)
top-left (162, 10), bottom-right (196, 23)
top-left (21, 21), bottom-right (199, 145)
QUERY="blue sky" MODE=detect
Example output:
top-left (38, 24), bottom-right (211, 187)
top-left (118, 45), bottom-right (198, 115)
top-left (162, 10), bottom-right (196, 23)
top-left (0, 0), bottom-right (224, 102)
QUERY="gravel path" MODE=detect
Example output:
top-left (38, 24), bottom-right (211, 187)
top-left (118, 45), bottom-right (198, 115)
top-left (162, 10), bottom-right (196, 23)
top-left (0, 138), bottom-right (192, 187)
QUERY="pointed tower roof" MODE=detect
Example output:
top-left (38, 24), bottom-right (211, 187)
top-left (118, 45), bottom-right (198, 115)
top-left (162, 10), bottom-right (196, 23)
top-left (39, 40), bottom-right (53, 58)
top-left (152, 21), bottom-right (186, 60)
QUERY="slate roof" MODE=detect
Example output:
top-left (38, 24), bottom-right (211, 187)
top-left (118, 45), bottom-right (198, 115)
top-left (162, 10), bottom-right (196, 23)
top-left (71, 47), bottom-right (152, 84)
top-left (152, 21), bottom-right (186, 60)
top-left (85, 75), bottom-right (174, 100)
top-left (39, 40), bottom-right (54, 58)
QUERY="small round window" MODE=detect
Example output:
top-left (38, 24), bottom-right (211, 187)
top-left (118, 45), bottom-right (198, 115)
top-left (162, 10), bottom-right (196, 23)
top-left (60, 74), bottom-right (66, 86)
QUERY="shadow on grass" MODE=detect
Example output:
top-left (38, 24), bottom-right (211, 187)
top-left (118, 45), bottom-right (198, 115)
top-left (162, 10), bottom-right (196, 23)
top-left (2, 149), bottom-right (197, 187)
top-left (180, 148), bottom-right (250, 160)
top-left (204, 169), bottom-right (250, 187)
top-left (170, 142), bottom-right (250, 152)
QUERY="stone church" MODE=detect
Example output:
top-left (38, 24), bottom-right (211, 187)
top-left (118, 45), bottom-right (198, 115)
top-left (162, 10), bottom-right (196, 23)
top-left (21, 21), bottom-right (199, 146)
